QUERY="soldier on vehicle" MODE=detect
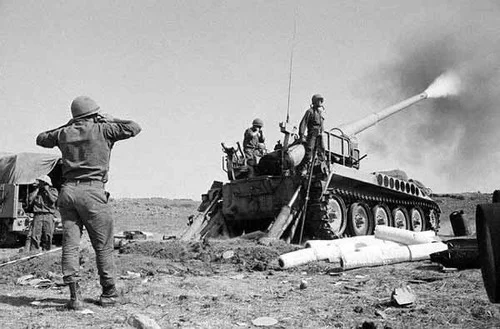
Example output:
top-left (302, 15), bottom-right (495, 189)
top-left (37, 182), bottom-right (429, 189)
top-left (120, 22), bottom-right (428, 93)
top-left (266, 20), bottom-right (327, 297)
top-left (27, 175), bottom-right (58, 251)
top-left (243, 118), bottom-right (267, 175)
top-left (298, 94), bottom-right (325, 174)
top-left (36, 96), bottom-right (142, 310)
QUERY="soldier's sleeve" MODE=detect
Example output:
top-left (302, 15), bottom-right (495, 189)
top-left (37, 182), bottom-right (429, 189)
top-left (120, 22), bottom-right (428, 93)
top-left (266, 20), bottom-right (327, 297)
top-left (46, 187), bottom-right (59, 203)
top-left (243, 128), bottom-right (253, 146)
top-left (28, 189), bottom-right (38, 204)
top-left (102, 119), bottom-right (142, 142)
top-left (36, 129), bottom-right (59, 148)
top-left (298, 110), bottom-right (310, 137)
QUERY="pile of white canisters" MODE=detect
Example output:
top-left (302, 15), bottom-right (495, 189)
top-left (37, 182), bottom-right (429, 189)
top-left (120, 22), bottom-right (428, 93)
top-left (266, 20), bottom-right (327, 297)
top-left (278, 226), bottom-right (448, 270)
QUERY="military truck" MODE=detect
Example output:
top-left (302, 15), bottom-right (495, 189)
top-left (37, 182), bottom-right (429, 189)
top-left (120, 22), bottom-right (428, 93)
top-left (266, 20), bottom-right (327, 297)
top-left (0, 152), bottom-right (63, 246)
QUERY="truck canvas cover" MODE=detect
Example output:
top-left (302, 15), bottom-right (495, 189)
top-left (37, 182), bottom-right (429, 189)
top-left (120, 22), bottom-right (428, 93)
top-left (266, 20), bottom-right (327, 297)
top-left (0, 152), bottom-right (60, 184)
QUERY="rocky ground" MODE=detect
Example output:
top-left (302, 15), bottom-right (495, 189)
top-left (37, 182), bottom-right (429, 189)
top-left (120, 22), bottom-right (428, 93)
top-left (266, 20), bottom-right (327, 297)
top-left (0, 193), bottom-right (499, 329)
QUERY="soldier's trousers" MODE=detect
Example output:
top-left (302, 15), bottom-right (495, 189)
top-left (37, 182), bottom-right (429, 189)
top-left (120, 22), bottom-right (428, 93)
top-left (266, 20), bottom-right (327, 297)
top-left (31, 213), bottom-right (55, 251)
top-left (303, 130), bottom-right (325, 166)
top-left (58, 181), bottom-right (115, 288)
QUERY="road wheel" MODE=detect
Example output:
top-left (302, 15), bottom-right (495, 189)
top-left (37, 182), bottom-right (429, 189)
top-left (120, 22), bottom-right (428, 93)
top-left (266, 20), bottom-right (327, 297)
top-left (348, 202), bottom-right (374, 236)
top-left (372, 204), bottom-right (392, 227)
top-left (392, 207), bottom-right (410, 230)
top-left (323, 195), bottom-right (347, 237)
top-left (410, 207), bottom-right (425, 232)
top-left (428, 209), bottom-right (440, 230)
top-left (476, 203), bottom-right (500, 303)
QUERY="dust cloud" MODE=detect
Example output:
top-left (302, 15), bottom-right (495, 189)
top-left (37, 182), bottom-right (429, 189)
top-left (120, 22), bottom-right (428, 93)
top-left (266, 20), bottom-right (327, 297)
top-left (361, 26), bottom-right (500, 192)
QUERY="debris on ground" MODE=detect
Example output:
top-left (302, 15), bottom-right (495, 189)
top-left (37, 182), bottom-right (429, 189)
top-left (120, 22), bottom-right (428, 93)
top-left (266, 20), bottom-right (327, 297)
top-left (0, 248), bottom-right (62, 267)
top-left (391, 284), bottom-right (416, 306)
top-left (278, 227), bottom-right (447, 270)
top-left (77, 309), bottom-right (95, 315)
top-left (251, 316), bottom-right (278, 327)
top-left (16, 273), bottom-right (59, 288)
top-left (120, 271), bottom-right (142, 280)
top-left (114, 230), bottom-right (154, 249)
top-left (127, 313), bottom-right (161, 329)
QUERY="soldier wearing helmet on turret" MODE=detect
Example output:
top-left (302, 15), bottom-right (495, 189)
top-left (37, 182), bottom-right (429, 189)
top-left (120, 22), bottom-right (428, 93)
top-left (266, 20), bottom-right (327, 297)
top-left (36, 96), bottom-right (141, 310)
top-left (298, 94), bottom-right (325, 174)
top-left (243, 118), bottom-right (267, 166)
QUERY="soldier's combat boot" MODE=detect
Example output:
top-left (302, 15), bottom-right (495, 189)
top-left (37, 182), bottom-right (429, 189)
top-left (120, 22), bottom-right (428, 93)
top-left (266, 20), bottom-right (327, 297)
top-left (66, 282), bottom-right (83, 310)
top-left (99, 284), bottom-right (119, 307)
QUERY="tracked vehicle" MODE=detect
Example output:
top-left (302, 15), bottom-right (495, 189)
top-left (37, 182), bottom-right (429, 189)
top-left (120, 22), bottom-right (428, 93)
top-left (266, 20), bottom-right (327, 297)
top-left (181, 91), bottom-right (441, 242)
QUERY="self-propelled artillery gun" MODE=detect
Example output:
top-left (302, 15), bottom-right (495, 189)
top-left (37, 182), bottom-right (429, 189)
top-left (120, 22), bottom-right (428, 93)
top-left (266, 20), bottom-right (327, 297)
top-left (181, 91), bottom-right (441, 243)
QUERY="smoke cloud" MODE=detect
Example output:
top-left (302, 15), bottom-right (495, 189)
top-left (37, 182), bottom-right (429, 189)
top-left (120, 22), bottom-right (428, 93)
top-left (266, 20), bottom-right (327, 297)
top-left (361, 25), bottom-right (500, 192)
top-left (424, 71), bottom-right (462, 98)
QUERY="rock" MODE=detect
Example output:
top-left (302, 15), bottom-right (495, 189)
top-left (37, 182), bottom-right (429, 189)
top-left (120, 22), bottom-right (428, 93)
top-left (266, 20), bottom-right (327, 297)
top-left (77, 309), bottom-right (95, 315)
top-left (375, 309), bottom-right (388, 319)
top-left (120, 271), bottom-right (141, 280)
top-left (127, 314), bottom-right (162, 329)
top-left (251, 316), bottom-right (278, 327)
top-left (222, 250), bottom-right (235, 259)
top-left (299, 279), bottom-right (308, 290)
top-left (391, 284), bottom-right (416, 306)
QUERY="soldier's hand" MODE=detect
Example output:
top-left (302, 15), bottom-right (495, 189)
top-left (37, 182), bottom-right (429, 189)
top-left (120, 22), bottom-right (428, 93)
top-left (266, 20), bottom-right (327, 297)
top-left (98, 113), bottom-right (115, 122)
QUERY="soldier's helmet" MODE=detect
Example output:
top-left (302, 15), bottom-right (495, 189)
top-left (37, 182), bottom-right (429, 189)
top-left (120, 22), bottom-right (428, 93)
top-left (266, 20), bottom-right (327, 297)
top-left (71, 96), bottom-right (101, 119)
top-left (311, 94), bottom-right (324, 105)
top-left (252, 118), bottom-right (264, 128)
top-left (37, 175), bottom-right (52, 186)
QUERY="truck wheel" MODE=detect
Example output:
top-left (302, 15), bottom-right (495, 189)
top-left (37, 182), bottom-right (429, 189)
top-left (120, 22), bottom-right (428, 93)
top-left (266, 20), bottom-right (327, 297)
top-left (392, 207), bottom-right (410, 230)
top-left (476, 203), bottom-right (500, 303)
top-left (348, 202), bottom-right (374, 236)
top-left (410, 207), bottom-right (425, 232)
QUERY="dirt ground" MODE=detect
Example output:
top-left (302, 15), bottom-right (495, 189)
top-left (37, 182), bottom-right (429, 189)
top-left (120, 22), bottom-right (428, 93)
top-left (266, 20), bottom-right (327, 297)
top-left (1, 194), bottom-right (499, 329)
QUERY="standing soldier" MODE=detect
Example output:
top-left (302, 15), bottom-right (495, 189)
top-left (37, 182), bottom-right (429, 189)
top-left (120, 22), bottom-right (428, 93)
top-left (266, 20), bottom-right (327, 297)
top-left (243, 118), bottom-right (266, 176)
top-left (36, 96), bottom-right (141, 310)
top-left (298, 94), bottom-right (325, 175)
top-left (27, 175), bottom-right (58, 251)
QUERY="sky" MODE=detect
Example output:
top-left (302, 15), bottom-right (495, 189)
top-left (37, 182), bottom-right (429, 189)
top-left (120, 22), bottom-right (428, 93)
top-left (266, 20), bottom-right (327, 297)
top-left (1, 0), bottom-right (499, 199)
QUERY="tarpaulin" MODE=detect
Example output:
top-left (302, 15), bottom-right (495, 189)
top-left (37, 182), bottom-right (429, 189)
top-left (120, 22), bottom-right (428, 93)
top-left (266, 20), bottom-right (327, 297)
top-left (0, 152), bottom-right (61, 184)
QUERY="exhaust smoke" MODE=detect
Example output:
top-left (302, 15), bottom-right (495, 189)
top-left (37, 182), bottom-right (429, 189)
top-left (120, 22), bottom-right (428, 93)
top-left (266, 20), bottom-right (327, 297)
top-left (424, 71), bottom-right (461, 98)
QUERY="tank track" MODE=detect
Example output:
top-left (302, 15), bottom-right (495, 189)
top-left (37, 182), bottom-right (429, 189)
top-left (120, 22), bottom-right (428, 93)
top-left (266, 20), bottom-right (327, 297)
top-left (304, 184), bottom-right (441, 239)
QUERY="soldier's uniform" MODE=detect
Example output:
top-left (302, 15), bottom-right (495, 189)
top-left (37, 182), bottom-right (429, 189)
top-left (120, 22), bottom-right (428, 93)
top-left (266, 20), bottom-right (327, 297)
top-left (243, 129), bottom-right (265, 163)
top-left (298, 94), bottom-right (325, 172)
top-left (36, 96), bottom-right (141, 310)
top-left (28, 175), bottom-right (58, 251)
top-left (242, 118), bottom-right (266, 176)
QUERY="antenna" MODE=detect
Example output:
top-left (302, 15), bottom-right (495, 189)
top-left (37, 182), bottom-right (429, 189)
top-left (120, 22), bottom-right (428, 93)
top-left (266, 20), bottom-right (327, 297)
top-left (286, 11), bottom-right (297, 123)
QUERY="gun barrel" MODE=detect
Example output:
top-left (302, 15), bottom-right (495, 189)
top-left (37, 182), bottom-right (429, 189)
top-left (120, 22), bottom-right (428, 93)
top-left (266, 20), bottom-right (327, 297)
top-left (337, 92), bottom-right (428, 136)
